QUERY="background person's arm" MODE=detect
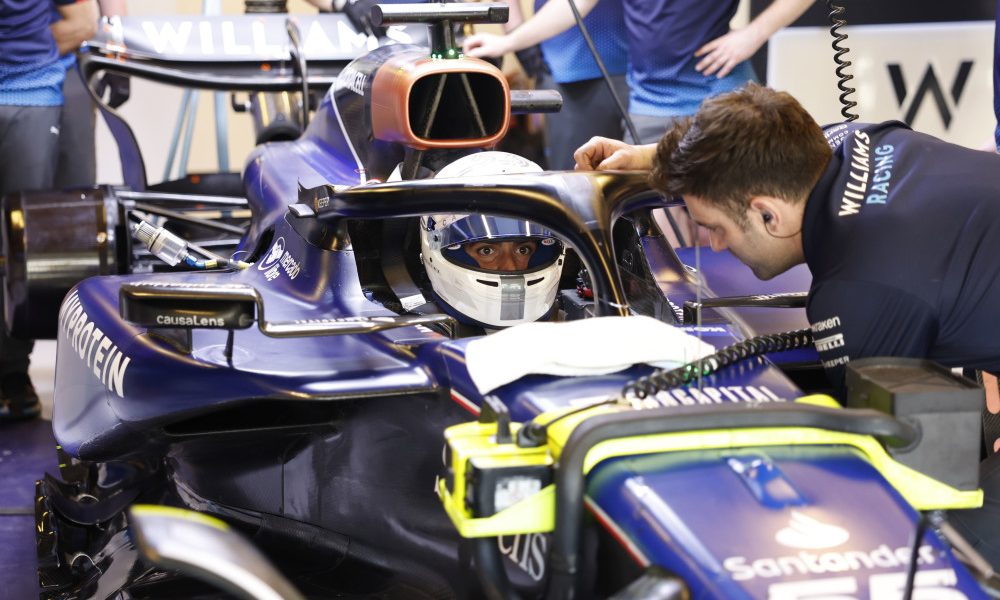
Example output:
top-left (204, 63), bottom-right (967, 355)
top-left (695, 0), bottom-right (814, 78)
top-left (52, 0), bottom-right (99, 55)
top-left (463, 0), bottom-right (600, 58)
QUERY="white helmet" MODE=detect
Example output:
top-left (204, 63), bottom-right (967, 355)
top-left (420, 152), bottom-right (565, 329)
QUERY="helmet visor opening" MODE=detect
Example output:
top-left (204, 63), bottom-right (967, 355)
top-left (442, 237), bottom-right (563, 275)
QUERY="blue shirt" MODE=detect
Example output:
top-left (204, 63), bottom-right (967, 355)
top-left (624, 0), bottom-right (756, 116)
top-left (535, 0), bottom-right (627, 84)
top-left (805, 121), bottom-right (1000, 388)
top-left (0, 0), bottom-right (77, 106)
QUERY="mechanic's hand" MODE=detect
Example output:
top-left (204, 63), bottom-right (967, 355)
top-left (694, 28), bottom-right (763, 78)
top-left (95, 72), bottom-right (131, 109)
top-left (573, 137), bottom-right (655, 171)
top-left (463, 33), bottom-right (513, 59)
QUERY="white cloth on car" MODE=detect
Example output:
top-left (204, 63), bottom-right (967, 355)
top-left (464, 316), bottom-right (716, 394)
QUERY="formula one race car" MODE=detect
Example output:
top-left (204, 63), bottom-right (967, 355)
top-left (10, 4), bottom-right (998, 600)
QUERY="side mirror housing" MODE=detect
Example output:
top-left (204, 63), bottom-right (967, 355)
top-left (119, 282), bottom-right (257, 330)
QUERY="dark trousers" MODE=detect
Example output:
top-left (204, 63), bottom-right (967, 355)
top-left (54, 67), bottom-right (97, 189)
top-left (536, 71), bottom-right (629, 171)
top-left (0, 104), bottom-right (60, 374)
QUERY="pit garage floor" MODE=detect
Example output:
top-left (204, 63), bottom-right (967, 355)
top-left (1, 340), bottom-right (59, 598)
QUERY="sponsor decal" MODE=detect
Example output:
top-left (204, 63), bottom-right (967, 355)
top-left (499, 534), bottom-right (548, 582)
top-left (155, 314), bottom-right (225, 327)
top-left (338, 65), bottom-right (367, 96)
top-left (824, 123), bottom-right (850, 149)
top-left (810, 316), bottom-right (841, 333)
top-left (838, 130), bottom-right (871, 217)
top-left (866, 144), bottom-right (896, 206)
top-left (823, 356), bottom-right (851, 370)
top-left (889, 61), bottom-right (973, 129)
top-left (631, 385), bottom-right (786, 409)
top-left (775, 512), bottom-right (850, 550)
top-left (257, 237), bottom-right (300, 281)
top-left (136, 17), bottom-right (382, 58)
top-left (767, 569), bottom-right (964, 600)
top-left (814, 333), bottom-right (845, 353)
top-left (723, 543), bottom-right (936, 582)
top-left (58, 292), bottom-right (131, 398)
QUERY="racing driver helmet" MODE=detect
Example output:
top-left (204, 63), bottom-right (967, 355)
top-left (420, 152), bottom-right (565, 329)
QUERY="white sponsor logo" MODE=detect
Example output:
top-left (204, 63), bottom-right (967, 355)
top-left (257, 237), bottom-right (300, 281)
top-left (499, 534), bottom-right (547, 582)
top-left (839, 130), bottom-right (871, 217)
top-left (814, 333), bottom-right (846, 353)
top-left (338, 65), bottom-right (367, 96)
top-left (58, 292), bottom-right (131, 398)
top-left (631, 385), bottom-right (786, 409)
top-left (810, 316), bottom-right (841, 333)
top-left (155, 314), bottom-right (226, 327)
top-left (723, 543), bottom-right (935, 582)
top-left (775, 511), bottom-right (850, 550)
top-left (138, 18), bottom-right (384, 57)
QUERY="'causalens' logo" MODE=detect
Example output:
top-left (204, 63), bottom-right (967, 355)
top-left (775, 511), bottom-right (850, 550)
top-left (258, 237), bottom-right (285, 271)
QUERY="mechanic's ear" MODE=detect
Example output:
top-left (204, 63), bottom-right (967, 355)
top-left (749, 197), bottom-right (780, 230)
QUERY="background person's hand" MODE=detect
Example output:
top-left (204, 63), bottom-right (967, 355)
top-left (463, 33), bottom-right (513, 58)
top-left (694, 28), bottom-right (763, 78)
top-left (573, 137), bottom-right (654, 171)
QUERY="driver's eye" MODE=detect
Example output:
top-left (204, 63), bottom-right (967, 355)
top-left (515, 244), bottom-right (535, 256)
top-left (476, 246), bottom-right (495, 257)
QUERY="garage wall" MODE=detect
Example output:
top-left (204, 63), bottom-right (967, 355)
top-left (754, 0), bottom-right (996, 148)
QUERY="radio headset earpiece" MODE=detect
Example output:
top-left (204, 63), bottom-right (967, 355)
top-left (761, 210), bottom-right (802, 239)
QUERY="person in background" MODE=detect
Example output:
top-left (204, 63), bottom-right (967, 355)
top-left (464, 0), bottom-right (628, 170)
top-left (0, 0), bottom-right (98, 421)
top-left (53, 0), bottom-right (127, 190)
top-left (464, 0), bottom-right (813, 145)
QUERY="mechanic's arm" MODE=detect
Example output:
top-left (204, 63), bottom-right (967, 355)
top-left (52, 0), bottom-right (99, 55)
top-left (463, 0), bottom-right (599, 58)
top-left (573, 137), bottom-right (657, 171)
top-left (695, 0), bottom-right (813, 78)
top-left (808, 280), bottom-right (937, 393)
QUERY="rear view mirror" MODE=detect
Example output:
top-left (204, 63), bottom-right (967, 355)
top-left (129, 504), bottom-right (305, 600)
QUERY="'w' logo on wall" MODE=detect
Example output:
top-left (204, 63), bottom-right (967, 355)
top-left (888, 61), bottom-right (974, 129)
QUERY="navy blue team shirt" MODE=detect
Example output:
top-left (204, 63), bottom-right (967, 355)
top-left (804, 121), bottom-right (1000, 388)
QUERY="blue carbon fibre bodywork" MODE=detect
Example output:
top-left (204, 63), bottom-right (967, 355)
top-left (586, 446), bottom-right (985, 598)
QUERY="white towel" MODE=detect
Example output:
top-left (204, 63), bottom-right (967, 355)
top-left (464, 316), bottom-right (716, 395)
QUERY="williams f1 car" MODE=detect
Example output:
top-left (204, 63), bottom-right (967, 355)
top-left (7, 4), bottom-right (996, 600)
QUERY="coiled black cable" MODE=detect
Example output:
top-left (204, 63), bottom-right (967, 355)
top-left (622, 328), bottom-right (815, 400)
top-left (826, 0), bottom-right (858, 122)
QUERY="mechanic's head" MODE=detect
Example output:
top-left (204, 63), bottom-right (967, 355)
top-left (420, 152), bottom-right (565, 328)
top-left (649, 83), bottom-right (830, 279)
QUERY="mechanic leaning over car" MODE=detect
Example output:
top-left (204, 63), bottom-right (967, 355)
top-left (0, 0), bottom-right (98, 422)
top-left (574, 80), bottom-right (1000, 568)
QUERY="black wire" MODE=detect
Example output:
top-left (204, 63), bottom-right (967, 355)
top-left (903, 512), bottom-right (930, 600)
top-left (517, 397), bottom-right (619, 447)
top-left (826, 0), bottom-right (858, 122)
top-left (622, 328), bottom-right (815, 400)
top-left (564, 0), bottom-right (639, 144)
top-left (565, 0), bottom-right (689, 246)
